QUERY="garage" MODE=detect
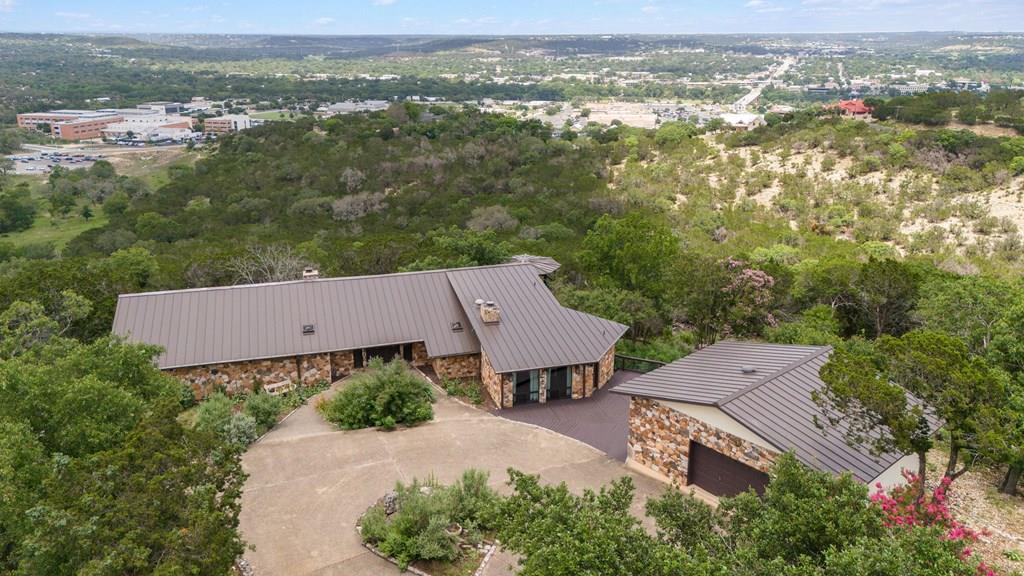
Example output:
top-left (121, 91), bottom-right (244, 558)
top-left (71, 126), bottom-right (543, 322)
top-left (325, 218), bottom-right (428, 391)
top-left (687, 441), bottom-right (770, 497)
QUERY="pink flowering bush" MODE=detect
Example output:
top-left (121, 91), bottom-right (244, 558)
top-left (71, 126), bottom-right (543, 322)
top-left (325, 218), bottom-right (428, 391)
top-left (871, 472), bottom-right (997, 575)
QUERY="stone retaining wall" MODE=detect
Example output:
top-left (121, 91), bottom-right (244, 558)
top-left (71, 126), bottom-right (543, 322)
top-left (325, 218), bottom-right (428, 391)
top-left (627, 397), bottom-right (778, 487)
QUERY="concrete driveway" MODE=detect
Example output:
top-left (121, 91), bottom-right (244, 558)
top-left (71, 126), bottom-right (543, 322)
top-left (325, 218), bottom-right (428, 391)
top-left (239, 384), bottom-right (669, 575)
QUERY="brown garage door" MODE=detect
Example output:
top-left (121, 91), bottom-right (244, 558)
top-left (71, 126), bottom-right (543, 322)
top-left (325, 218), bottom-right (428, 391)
top-left (687, 442), bottom-right (769, 497)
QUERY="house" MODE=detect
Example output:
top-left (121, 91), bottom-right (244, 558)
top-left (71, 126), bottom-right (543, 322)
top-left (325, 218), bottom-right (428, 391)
top-left (112, 261), bottom-right (626, 408)
top-left (831, 99), bottom-right (872, 117)
top-left (612, 341), bottom-right (917, 498)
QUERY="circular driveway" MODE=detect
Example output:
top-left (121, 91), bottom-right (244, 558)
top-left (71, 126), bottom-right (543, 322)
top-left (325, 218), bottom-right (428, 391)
top-left (239, 387), bottom-right (667, 575)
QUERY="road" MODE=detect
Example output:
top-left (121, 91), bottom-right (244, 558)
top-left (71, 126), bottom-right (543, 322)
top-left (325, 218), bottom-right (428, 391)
top-left (732, 56), bottom-right (797, 112)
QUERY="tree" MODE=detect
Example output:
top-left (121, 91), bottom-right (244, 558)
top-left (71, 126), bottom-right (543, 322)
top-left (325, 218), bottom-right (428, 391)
top-left (816, 338), bottom-right (935, 492)
top-left (580, 213), bottom-right (678, 297)
top-left (846, 258), bottom-right (921, 338)
top-left (667, 255), bottom-right (778, 348)
top-left (80, 204), bottom-right (93, 220)
top-left (916, 275), bottom-right (1018, 354)
top-left (226, 243), bottom-right (310, 284)
top-left (0, 312), bottom-right (245, 574)
top-left (490, 470), bottom-right (692, 576)
top-left (879, 331), bottom-right (1006, 481)
top-left (0, 183), bottom-right (38, 233)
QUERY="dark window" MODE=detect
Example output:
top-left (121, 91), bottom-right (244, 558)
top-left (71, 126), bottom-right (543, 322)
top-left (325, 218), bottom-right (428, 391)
top-left (366, 345), bottom-right (402, 363)
top-left (593, 362), bottom-right (599, 389)
top-left (514, 370), bottom-right (540, 405)
top-left (402, 344), bottom-right (414, 362)
top-left (547, 366), bottom-right (571, 401)
top-left (354, 350), bottom-right (364, 369)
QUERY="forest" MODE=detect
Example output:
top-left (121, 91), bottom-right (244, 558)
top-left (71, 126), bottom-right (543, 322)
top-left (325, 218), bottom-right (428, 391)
top-left (2, 99), bottom-right (1024, 573)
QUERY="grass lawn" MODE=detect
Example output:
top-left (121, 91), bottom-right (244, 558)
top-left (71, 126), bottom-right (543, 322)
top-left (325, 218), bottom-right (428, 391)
top-left (250, 110), bottom-right (297, 121)
top-left (1, 204), bottom-right (108, 249)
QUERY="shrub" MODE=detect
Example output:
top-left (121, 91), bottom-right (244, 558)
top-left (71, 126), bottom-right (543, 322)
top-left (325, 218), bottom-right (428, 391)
top-left (442, 377), bottom-right (484, 405)
top-left (194, 393), bottom-right (234, 436)
top-left (361, 470), bottom-right (499, 570)
top-left (244, 392), bottom-right (284, 431)
top-left (224, 412), bottom-right (259, 447)
top-left (320, 359), bottom-right (434, 430)
top-left (466, 205), bottom-right (519, 233)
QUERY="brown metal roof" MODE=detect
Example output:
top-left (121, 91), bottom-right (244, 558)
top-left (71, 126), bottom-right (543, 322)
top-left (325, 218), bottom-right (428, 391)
top-left (508, 254), bottom-right (561, 276)
top-left (446, 265), bottom-right (627, 373)
top-left (113, 263), bottom-right (624, 373)
top-left (113, 267), bottom-right (484, 369)
top-left (612, 341), bottom-right (824, 405)
top-left (614, 341), bottom-right (912, 482)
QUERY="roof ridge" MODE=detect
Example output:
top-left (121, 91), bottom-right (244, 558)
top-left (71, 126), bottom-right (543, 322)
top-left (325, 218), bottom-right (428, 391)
top-left (715, 345), bottom-right (833, 408)
top-left (117, 262), bottom-right (534, 299)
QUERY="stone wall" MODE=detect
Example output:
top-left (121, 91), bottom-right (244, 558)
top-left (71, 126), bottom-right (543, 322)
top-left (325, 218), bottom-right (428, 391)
top-left (481, 351), bottom-right (511, 408)
top-left (432, 353), bottom-right (481, 380)
top-left (409, 342), bottom-right (430, 366)
top-left (330, 350), bottom-right (356, 380)
top-left (627, 397), bottom-right (778, 487)
top-left (170, 357), bottom-right (300, 399)
top-left (597, 345), bottom-right (615, 389)
top-left (299, 353), bottom-right (331, 385)
top-left (571, 365), bottom-right (585, 399)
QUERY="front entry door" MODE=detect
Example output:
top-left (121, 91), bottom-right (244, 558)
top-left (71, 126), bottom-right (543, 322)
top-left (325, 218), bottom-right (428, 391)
top-left (514, 370), bottom-right (540, 405)
top-left (547, 366), bottom-right (571, 401)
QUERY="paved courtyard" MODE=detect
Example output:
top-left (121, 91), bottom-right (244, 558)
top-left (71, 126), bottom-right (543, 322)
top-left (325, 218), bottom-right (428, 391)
top-left (498, 370), bottom-right (639, 461)
top-left (239, 382), bottom-right (668, 576)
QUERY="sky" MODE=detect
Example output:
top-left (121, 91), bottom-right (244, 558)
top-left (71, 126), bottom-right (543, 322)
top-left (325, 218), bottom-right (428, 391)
top-left (0, 0), bottom-right (1021, 35)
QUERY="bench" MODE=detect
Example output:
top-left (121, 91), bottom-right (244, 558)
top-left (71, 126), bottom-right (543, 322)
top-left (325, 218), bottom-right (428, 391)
top-left (263, 380), bottom-right (296, 396)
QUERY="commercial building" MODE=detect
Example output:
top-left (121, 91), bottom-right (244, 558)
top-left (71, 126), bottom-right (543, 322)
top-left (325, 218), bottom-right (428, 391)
top-left (16, 110), bottom-right (123, 141)
top-left (204, 114), bottom-right (263, 134)
top-left (101, 114), bottom-right (196, 142)
top-left (112, 261), bottom-right (626, 405)
top-left (614, 341), bottom-right (923, 497)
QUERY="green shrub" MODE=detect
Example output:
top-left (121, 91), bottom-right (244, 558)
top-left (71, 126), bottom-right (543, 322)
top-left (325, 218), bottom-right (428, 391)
top-left (225, 412), bottom-right (259, 447)
top-left (442, 377), bottom-right (484, 405)
top-left (361, 470), bottom-right (499, 570)
top-left (320, 359), bottom-right (434, 430)
top-left (194, 393), bottom-right (234, 436)
top-left (245, 392), bottom-right (284, 431)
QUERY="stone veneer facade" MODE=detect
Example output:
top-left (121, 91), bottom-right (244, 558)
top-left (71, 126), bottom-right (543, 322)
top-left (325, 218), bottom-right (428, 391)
top-left (170, 354), bottom-right (331, 399)
top-left (432, 353), bottom-right (481, 380)
top-left (627, 397), bottom-right (778, 487)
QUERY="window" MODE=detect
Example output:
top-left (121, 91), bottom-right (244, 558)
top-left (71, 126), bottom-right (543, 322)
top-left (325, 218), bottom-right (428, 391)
top-left (547, 366), bottom-right (571, 401)
top-left (514, 370), bottom-right (540, 405)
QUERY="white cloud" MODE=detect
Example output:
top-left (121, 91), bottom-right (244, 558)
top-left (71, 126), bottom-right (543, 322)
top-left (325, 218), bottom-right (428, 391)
top-left (641, 4), bottom-right (660, 14)
top-left (373, 0), bottom-right (397, 5)
top-left (0, 0), bottom-right (15, 13)
top-left (313, 16), bottom-right (335, 25)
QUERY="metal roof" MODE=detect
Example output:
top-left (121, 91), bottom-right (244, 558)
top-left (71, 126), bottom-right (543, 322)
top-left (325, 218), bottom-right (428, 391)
top-left (507, 254), bottom-right (561, 276)
top-left (614, 341), bottom-right (912, 482)
top-left (446, 265), bottom-right (628, 373)
top-left (112, 262), bottom-right (624, 374)
top-left (612, 341), bottom-right (824, 405)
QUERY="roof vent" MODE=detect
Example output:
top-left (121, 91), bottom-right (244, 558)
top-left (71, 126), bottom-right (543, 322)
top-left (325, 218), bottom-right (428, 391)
top-left (480, 301), bottom-right (501, 324)
top-left (474, 298), bottom-right (485, 307)
top-left (450, 321), bottom-right (464, 332)
top-left (740, 365), bottom-right (756, 374)
top-left (302, 267), bottom-right (319, 280)
top-left (302, 324), bottom-right (316, 335)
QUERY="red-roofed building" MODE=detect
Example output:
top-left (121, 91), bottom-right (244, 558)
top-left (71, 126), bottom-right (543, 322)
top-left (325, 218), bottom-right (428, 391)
top-left (833, 99), bottom-right (872, 117)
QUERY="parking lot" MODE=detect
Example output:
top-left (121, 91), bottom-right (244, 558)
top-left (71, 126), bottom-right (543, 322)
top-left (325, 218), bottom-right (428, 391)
top-left (6, 149), bottom-right (104, 175)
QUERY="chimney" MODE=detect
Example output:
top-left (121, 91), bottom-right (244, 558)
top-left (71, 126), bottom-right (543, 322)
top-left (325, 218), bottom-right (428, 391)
top-left (302, 267), bottom-right (319, 280)
top-left (480, 300), bottom-right (501, 324)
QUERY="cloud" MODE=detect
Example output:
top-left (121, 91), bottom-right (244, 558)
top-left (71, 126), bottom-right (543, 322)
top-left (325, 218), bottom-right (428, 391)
top-left (55, 11), bottom-right (92, 19)
top-left (641, 4), bottom-right (660, 13)
top-left (372, 0), bottom-right (397, 5)
top-left (0, 0), bottom-right (14, 13)
top-left (313, 16), bottom-right (335, 25)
